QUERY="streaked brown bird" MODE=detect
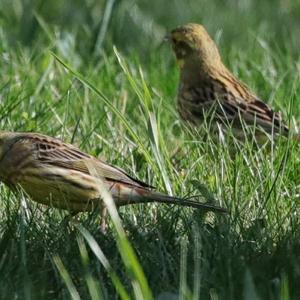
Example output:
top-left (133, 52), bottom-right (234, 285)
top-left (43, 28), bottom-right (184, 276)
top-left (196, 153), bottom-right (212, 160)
top-left (0, 131), bottom-right (227, 214)
top-left (167, 23), bottom-right (289, 139)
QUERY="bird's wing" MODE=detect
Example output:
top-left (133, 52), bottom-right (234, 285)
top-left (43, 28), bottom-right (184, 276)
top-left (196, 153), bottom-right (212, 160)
top-left (188, 82), bottom-right (288, 134)
top-left (221, 94), bottom-right (289, 134)
top-left (212, 73), bottom-right (289, 134)
top-left (17, 133), bottom-right (153, 189)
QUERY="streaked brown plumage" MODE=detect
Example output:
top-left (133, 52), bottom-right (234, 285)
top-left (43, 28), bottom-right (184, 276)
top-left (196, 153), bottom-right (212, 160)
top-left (0, 131), bottom-right (227, 214)
top-left (168, 23), bottom-right (289, 138)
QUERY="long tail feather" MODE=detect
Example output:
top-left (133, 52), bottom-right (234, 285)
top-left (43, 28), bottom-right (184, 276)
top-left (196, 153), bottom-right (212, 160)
top-left (116, 189), bottom-right (228, 213)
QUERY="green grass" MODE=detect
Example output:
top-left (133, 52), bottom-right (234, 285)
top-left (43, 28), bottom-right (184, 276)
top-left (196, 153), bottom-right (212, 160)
top-left (1, 0), bottom-right (300, 299)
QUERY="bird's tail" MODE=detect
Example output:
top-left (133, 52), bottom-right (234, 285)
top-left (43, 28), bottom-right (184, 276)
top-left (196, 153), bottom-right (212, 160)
top-left (113, 185), bottom-right (228, 214)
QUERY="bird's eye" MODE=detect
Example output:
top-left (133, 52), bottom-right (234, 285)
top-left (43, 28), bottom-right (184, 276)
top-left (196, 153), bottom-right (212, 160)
top-left (177, 41), bottom-right (188, 48)
top-left (173, 40), bottom-right (193, 59)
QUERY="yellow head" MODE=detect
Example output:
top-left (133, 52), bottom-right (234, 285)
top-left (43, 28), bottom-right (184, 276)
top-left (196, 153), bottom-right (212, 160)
top-left (167, 23), bottom-right (221, 68)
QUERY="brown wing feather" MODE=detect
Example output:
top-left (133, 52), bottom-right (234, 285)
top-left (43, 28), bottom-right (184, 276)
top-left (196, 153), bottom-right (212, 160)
top-left (186, 79), bottom-right (289, 134)
top-left (16, 133), bottom-right (153, 189)
top-left (221, 96), bottom-right (289, 134)
top-left (215, 72), bottom-right (289, 134)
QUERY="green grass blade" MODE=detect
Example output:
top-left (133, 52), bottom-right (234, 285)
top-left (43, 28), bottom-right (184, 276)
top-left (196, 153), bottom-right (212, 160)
top-left (76, 225), bottom-right (131, 300)
top-left (53, 255), bottom-right (81, 300)
top-left (51, 51), bottom-right (157, 173)
top-left (77, 235), bottom-right (104, 300)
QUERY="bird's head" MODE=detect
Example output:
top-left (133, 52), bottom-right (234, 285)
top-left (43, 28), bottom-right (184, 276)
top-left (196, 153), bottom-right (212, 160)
top-left (0, 131), bottom-right (19, 163)
top-left (167, 23), bottom-right (221, 69)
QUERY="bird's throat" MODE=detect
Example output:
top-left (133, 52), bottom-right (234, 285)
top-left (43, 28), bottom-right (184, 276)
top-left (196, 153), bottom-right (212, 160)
top-left (177, 58), bottom-right (185, 68)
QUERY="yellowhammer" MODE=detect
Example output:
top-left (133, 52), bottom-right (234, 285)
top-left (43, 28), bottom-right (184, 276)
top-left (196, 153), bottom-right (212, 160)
top-left (167, 23), bottom-right (289, 139)
top-left (0, 131), bottom-right (227, 214)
